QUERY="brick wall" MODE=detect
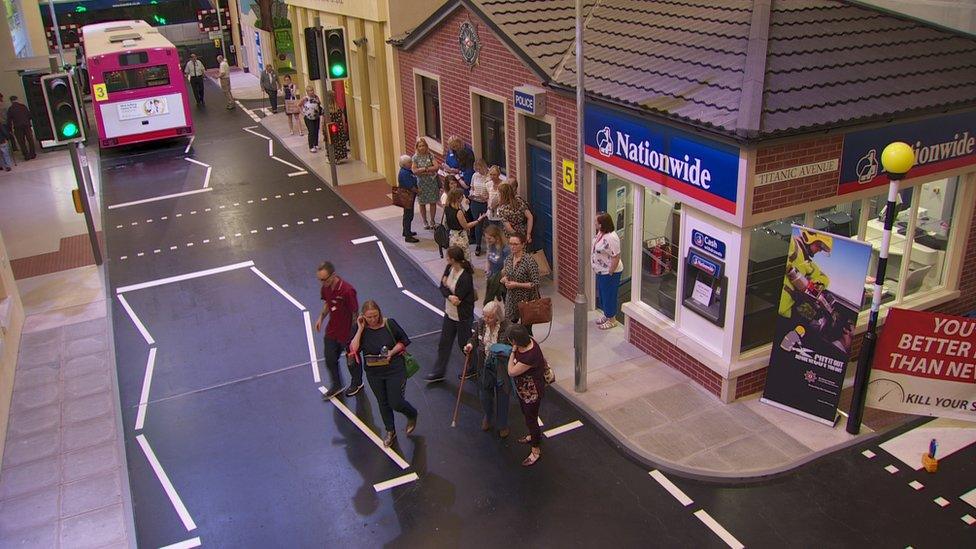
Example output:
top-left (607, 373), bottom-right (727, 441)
top-left (752, 135), bottom-right (844, 215)
top-left (627, 321), bottom-right (723, 398)
top-left (396, 6), bottom-right (580, 300)
top-left (733, 368), bottom-right (767, 399)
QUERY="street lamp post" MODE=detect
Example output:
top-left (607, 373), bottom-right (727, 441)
top-left (573, 0), bottom-right (588, 393)
top-left (846, 141), bottom-right (915, 434)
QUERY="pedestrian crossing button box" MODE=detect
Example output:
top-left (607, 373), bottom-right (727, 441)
top-left (682, 250), bottom-right (727, 327)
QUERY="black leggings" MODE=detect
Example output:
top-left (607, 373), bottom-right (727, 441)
top-left (305, 117), bottom-right (320, 149)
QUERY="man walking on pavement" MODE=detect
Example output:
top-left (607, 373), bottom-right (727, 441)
top-left (184, 53), bottom-right (206, 106)
top-left (315, 261), bottom-right (363, 399)
top-left (217, 55), bottom-right (234, 110)
top-left (260, 64), bottom-right (280, 114)
top-left (7, 96), bottom-right (36, 160)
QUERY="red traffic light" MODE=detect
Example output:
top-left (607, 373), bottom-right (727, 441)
top-left (328, 123), bottom-right (340, 135)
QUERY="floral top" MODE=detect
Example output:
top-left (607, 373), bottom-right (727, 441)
top-left (513, 341), bottom-right (547, 404)
top-left (497, 196), bottom-right (530, 238)
top-left (301, 96), bottom-right (323, 120)
top-left (502, 252), bottom-right (540, 323)
top-left (591, 231), bottom-right (624, 275)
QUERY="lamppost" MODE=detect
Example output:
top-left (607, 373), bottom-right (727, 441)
top-left (846, 141), bottom-right (915, 434)
top-left (573, 0), bottom-right (588, 393)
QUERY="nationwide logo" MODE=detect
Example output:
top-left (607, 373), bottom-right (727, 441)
top-left (595, 126), bottom-right (714, 191)
top-left (693, 233), bottom-right (704, 247)
top-left (857, 131), bottom-right (975, 184)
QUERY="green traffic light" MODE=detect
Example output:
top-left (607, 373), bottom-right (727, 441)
top-left (61, 122), bottom-right (79, 138)
top-left (75, 6), bottom-right (87, 12)
top-left (330, 64), bottom-right (346, 78)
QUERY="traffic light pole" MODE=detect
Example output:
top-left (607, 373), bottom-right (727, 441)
top-left (214, 0), bottom-right (228, 61)
top-left (46, 0), bottom-right (65, 67)
top-left (69, 144), bottom-right (102, 266)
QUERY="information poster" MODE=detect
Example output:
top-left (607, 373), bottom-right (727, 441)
top-left (117, 97), bottom-right (169, 121)
top-left (761, 226), bottom-right (872, 424)
top-left (866, 309), bottom-right (976, 422)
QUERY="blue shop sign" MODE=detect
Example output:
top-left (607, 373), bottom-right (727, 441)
top-left (688, 250), bottom-right (722, 278)
top-left (584, 103), bottom-right (740, 214)
top-left (691, 229), bottom-right (726, 260)
top-left (839, 109), bottom-right (976, 195)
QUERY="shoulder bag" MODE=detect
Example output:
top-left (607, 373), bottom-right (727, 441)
top-left (385, 321), bottom-right (419, 378)
top-left (392, 186), bottom-right (415, 209)
top-left (433, 207), bottom-right (450, 249)
top-left (518, 292), bottom-right (552, 326)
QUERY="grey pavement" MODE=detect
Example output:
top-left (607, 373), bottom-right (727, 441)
top-left (256, 108), bottom-right (892, 479)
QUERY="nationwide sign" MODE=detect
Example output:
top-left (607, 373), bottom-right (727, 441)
top-left (691, 229), bottom-right (726, 260)
top-left (584, 103), bottom-right (740, 214)
top-left (838, 110), bottom-right (976, 195)
top-left (866, 309), bottom-right (976, 422)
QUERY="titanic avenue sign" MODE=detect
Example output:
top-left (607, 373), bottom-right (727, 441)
top-left (755, 159), bottom-right (839, 187)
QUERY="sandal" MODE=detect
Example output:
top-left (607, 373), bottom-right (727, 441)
top-left (517, 435), bottom-right (533, 444)
top-left (594, 315), bottom-right (607, 325)
top-left (599, 319), bottom-right (618, 330)
top-left (522, 450), bottom-right (541, 467)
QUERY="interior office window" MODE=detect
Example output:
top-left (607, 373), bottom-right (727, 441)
top-left (524, 116), bottom-right (551, 146)
top-left (903, 177), bottom-right (958, 297)
top-left (419, 76), bottom-right (441, 141)
top-left (479, 95), bottom-right (506, 170)
top-left (814, 200), bottom-right (861, 238)
top-left (638, 189), bottom-right (680, 319)
top-left (741, 214), bottom-right (804, 352)
top-left (861, 192), bottom-right (910, 308)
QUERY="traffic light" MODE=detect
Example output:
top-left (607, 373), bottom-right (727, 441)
top-left (324, 28), bottom-right (348, 80)
top-left (41, 72), bottom-right (85, 144)
top-left (304, 27), bottom-right (325, 81)
top-left (327, 122), bottom-right (340, 142)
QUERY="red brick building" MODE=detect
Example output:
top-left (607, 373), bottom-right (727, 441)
top-left (392, 0), bottom-right (976, 407)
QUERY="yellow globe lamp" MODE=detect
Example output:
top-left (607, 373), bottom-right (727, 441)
top-left (881, 141), bottom-right (915, 179)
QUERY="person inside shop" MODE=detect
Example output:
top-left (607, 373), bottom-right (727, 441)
top-left (592, 212), bottom-right (624, 330)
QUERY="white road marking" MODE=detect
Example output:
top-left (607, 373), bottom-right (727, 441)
top-left (268, 139), bottom-right (273, 157)
top-left (190, 211), bottom-right (197, 215)
top-left (909, 480), bottom-right (924, 490)
top-left (137, 252), bottom-right (144, 257)
top-left (186, 242), bottom-right (194, 247)
top-left (961, 487), bottom-right (976, 509)
top-left (107, 188), bottom-right (213, 209)
top-left (275, 194), bottom-right (281, 199)
top-left (287, 170), bottom-right (308, 177)
top-left (352, 235), bottom-right (379, 245)
top-left (281, 224), bottom-right (289, 228)
top-left (935, 497), bottom-right (950, 507)
top-left (694, 510), bottom-right (744, 549)
top-left (272, 155), bottom-right (304, 171)
top-left (885, 465), bottom-right (899, 474)
top-left (266, 227), bottom-right (273, 231)
top-left (304, 311), bottom-right (321, 384)
top-left (315, 187), bottom-right (322, 191)
top-left (288, 192), bottom-right (295, 196)
top-left (161, 216), bottom-right (168, 220)
top-left (243, 126), bottom-right (269, 139)
top-left (136, 434), bottom-right (197, 531)
top-left (312, 218), bottom-right (320, 222)
top-left (176, 213), bottom-right (183, 217)
top-left (373, 472), bottom-right (420, 493)
top-left (322, 388), bottom-right (409, 469)
top-left (183, 135), bottom-right (195, 154)
top-left (250, 267), bottom-right (305, 310)
top-left (879, 418), bottom-right (976, 470)
top-left (117, 294), bottom-right (155, 345)
top-left (402, 289), bottom-right (444, 317)
top-left (131, 222), bottom-right (138, 226)
top-left (963, 514), bottom-right (975, 525)
top-left (543, 420), bottom-right (583, 438)
top-left (247, 200), bottom-right (254, 204)
top-left (116, 261), bottom-right (255, 293)
top-left (204, 208), bottom-right (211, 212)
top-left (302, 190), bottom-right (309, 194)
top-left (261, 197), bottom-right (268, 201)
top-left (327, 215), bottom-right (334, 219)
top-left (170, 246), bottom-right (178, 250)
top-left (184, 157), bottom-right (209, 168)
top-left (202, 239), bottom-right (210, 244)
top-left (135, 347), bottom-right (157, 430)
top-left (262, 107), bottom-right (273, 116)
top-left (218, 236), bottom-right (226, 240)
top-left (342, 212), bottom-right (349, 216)
top-left (147, 219), bottom-right (153, 223)
top-left (861, 450), bottom-right (876, 459)
top-left (161, 537), bottom-right (201, 549)
top-left (154, 249), bottom-right (161, 254)
top-left (250, 229), bottom-right (258, 234)
top-left (120, 256), bottom-right (128, 260)
top-left (297, 221), bottom-right (304, 225)
top-left (537, 417), bottom-right (544, 426)
top-left (235, 233), bottom-right (242, 237)
top-left (377, 242), bottom-right (403, 288)
top-left (649, 470), bottom-right (693, 507)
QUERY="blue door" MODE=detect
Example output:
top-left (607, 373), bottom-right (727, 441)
top-left (528, 143), bottom-right (553, 267)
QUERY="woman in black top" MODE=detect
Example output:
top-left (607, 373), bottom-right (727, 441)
top-left (445, 189), bottom-right (485, 260)
top-left (348, 300), bottom-right (418, 447)
top-left (425, 246), bottom-right (476, 383)
top-left (507, 324), bottom-right (547, 466)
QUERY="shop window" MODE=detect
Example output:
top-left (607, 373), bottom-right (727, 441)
top-left (418, 75), bottom-right (441, 142)
top-left (903, 178), bottom-right (957, 297)
top-left (524, 116), bottom-right (551, 146)
top-left (741, 214), bottom-right (804, 352)
top-left (638, 189), bottom-right (680, 319)
top-left (813, 200), bottom-right (861, 238)
top-left (478, 95), bottom-right (506, 170)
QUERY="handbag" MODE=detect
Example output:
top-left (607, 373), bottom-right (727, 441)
top-left (284, 98), bottom-right (300, 114)
top-left (385, 321), bottom-right (419, 378)
top-left (543, 360), bottom-right (555, 385)
top-left (433, 208), bottom-right (450, 249)
top-left (531, 249), bottom-right (551, 277)
top-left (392, 186), bottom-right (414, 209)
top-left (518, 294), bottom-right (552, 326)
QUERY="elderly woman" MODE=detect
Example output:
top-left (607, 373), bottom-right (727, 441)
top-left (507, 323), bottom-right (548, 466)
top-left (501, 232), bottom-right (541, 334)
top-left (413, 137), bottom-right (440, 230)
top-left (348, 300), bottom-right (418, 447)
top-left (496, 182), bottom-right (534, 244)
top-left (464, 300), bottom-right (512, 437)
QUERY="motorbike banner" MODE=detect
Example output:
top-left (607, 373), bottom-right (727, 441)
top-left (761, 225), bottom-right (873, 425)
top-left (866, 308), bottom-right (976, 422)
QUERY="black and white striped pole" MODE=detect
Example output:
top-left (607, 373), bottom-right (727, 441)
top-left (846, 141), bottom-right (915, 434)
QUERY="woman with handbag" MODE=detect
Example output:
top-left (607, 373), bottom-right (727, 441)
top-left (592, 212), bottom-right (624, 329)
top-left (299, 86), bottom-right (324, 152)
top-left (445, 189), bottom-right (486, 260)
top-left (482, 224), bottom-right (510, 305)
top-left (464, 300), bottom-right (512, 437)
top-left (496, 182), bottom-right (534, 245)
top-left (282, 75), bottom-right (303, 136)
top-left (501, 232), bottom-right (541, 335)
top-left (412, 138), bottom-right (439, 230)
top-left (348, 300), bottom-right (418, 447)
top-left (425, 246), bottom-right (476, 383)
top-left (506, 323), bottom-right (549, 466)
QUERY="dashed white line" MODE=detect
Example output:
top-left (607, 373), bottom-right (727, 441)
top-left (885, 465), bottom-right (899, 474)
top-left (235, 233), bottom-right (242, 237)
top-left (250, 229), bottom-right (258, 234)
top-left (117, 294), bottom-right (155, 345)
top-left (135, 347), bottom-right (157, 430)
top-left (137, 252), bottom-right (144, 257)
top-left (281, 224), bottom-right (289, 228)
top-left (312, 218), bottom-right (320, 222)
top-left (202, 239), bottom-right (210, 244)
top-left (218, 236), bottom-right (226, 241)
top-left (116, 224), bottom-right (123, 229)
top-left (154, 249), bottom-right (161, 254)
top-left (204, 207), bottom-right (211, 212)
top-left (861, 450), bottom-right (876, 459)
top-left (963, 514), bottom-right (975, 525)
top-left (543, 420), bottom-right (583, 438)
top-left (288, 192), bottom-right (295, 196)
top-left (120, 256), bottom-right (128, 260)
top-left (170, 246), bottom-right (178, 250)
top-left (131, 222), bottom-right (138, 226)
top-left (909, 480), bottom-right (924, 491)
top-left (186, 242), bottom-right (194, 247)
top-left (315, 187), bottom-right (322, 191)
top-left (649, 470), bottom-right (693, 507)
top-left (935, 497), bottom-right (950, 507)
top-left (233, 203), bottom-right (239, 206)
top-left (373, 472), bottom-right (420, 493)
top-left (302, 190), bottom-right (309, 194)
top-left (297, 221), bottom-right (304, 225)
top-left (694, 510), bottom-right (744, 549)
top-left (342, 212), bottom-right (349, 216)
top-left (136, 434), bottom-right (197, 531)
top-left (275, 194), bottom-right (282, 199)
top-left (266, 227), bottom-right (273, 231)
top-left (190, 210), bottom-right (197, 215)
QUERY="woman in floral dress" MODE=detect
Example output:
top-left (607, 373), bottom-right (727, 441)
top-left (412, 137), bottom-right (440, 230)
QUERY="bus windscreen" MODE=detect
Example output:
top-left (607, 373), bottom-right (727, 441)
top-left (104, 65), bottom-right (170, 93)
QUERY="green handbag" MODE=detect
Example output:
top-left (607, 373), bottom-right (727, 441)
top-left (386, 321), bottom-right (420, 378)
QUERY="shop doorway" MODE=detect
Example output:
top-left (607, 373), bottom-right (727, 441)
top-left (525, 118), bottom-right (553, 269)
top-left (596, 171), bottom-right (634, 320)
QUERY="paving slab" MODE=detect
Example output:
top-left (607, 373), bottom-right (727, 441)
top-left (59, 502), bottom-right (127, 549)
top-left (60, 470), bottom-right (123, 519)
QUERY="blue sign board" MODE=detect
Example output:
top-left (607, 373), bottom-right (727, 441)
top-left (514, 90), bottom-right (535, 114)
top-left (584, 103), bottom-right (740, 214)
top-left (839, 110), bottom-right (976, 195)
top-left (691, 229), bottom-right (726, 260)
top-left (688, 250), bottom-right (721, 279)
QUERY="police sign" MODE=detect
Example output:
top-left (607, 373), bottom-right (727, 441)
top-left (513, 85), bottom-right (546, 117)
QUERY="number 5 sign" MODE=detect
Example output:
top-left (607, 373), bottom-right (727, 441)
top-left (562, 159), bottom-right (575, 193)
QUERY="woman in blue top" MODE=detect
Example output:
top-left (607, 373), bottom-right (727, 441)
top-left (397, 155), bottom-right (419, 243)
top-left (482, 223), bottom-right (510, 304)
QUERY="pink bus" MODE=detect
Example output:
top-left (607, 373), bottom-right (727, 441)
top-left (83, 20), bottom-right (193, 147)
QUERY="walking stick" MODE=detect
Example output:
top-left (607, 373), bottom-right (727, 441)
top-left (451, 352), bottom-right (473, 427)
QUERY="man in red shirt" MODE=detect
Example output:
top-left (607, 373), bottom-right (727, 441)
top-left (315, 261), bottom-right (361, 399)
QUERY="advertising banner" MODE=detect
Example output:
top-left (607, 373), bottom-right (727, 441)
top-left (583, 103), bottom-right (740, 214)
top-left (761, 226), bottom-right (873, 424)
top-left (866, 309), bottom-right (976, 422)
top-left (117, 97), bottom-right (169, 121)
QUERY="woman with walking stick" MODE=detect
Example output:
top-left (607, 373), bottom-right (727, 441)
top-left (463, 300), bottom-right (512, 437)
